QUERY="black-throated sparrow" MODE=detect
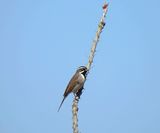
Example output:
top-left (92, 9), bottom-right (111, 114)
top-left (58, 66), bottom-right (88, 112)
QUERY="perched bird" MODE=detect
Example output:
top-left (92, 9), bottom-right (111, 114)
top-left (58, 66), bottom-right (88, 112)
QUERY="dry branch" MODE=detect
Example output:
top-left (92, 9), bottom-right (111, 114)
top-left (72, 2), bottom-right (109, 133)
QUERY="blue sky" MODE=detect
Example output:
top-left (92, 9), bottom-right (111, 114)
top-left (0, 0), bottom-right (160, 133)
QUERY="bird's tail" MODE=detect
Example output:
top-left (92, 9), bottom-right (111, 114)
top-left (58, 97), bottom-right (66, 112)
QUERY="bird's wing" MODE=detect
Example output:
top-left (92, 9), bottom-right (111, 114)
top-left (63, 72), bottom-right (79, 97)
top-left (58, 72), bottom-right (79, 112)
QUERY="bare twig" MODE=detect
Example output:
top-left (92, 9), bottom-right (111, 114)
top-left (72, 96), bottom-right (79, 133)
top-left (72, 2), bottom-right (108, 133)
top-left (86, 2), bottom-right (108, 70)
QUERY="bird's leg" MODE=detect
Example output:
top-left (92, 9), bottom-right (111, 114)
top-left (76, 87), bottom-right (84, 99)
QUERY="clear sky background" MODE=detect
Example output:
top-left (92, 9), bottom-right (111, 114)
top-left (0, 0), bottom-right (160, 133)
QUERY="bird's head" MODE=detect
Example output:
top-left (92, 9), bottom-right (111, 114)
top-left (77, 66), bottom-right (88, 77)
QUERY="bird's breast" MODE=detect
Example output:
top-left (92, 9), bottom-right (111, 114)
top-left (72, 73), bottom-right (85, 93)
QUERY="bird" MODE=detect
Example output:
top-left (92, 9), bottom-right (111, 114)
top-left (58, 66), bottom-right (88, 112)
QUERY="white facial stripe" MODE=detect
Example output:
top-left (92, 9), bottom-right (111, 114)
top-left (80, 70), bottom-right (84, 73)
